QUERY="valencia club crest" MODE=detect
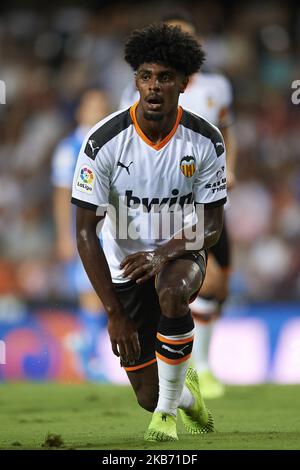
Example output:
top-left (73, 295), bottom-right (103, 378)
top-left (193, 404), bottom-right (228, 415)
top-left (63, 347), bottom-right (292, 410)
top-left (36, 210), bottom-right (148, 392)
top-left (180, 155), bottom-right (196, 178)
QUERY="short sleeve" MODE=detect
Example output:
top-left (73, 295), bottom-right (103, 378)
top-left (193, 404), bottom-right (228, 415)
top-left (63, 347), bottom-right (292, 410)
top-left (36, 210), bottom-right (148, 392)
top-left (71, 137), bottom-right (111, 212)
top-left (51, 142), bottom-right (76, 188)
top-left (193, 134), bottom-right (227, 207)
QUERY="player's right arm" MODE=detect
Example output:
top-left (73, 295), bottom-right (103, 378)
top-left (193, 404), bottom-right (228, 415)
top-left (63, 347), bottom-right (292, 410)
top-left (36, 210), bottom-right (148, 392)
top-left (76, 206), bottom-right (140, 364)
top-left (71, 123), bottom-right (140, 364)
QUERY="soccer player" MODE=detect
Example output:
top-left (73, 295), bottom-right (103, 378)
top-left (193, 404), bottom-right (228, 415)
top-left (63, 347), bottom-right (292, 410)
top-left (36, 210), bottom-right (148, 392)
top-left (71, 24), bottom-right (226, 441)
top-left (52, 89), bottom-right (109, 380)
top-left (120, 12), bottom-right (237, 399)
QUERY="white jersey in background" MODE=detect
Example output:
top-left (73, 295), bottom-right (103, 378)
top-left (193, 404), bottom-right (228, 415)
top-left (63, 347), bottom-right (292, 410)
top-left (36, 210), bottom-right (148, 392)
top-left (71, 103), bottom-right (227, 283)
top-left (119, 72), bottom-right (233, 128)
top-left (51, 127), bottom-right (89, 189)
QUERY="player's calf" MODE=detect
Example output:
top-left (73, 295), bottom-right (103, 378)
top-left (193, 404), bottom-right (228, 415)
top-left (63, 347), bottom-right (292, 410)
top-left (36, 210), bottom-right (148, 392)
top-left (137, 390), bottom-right (158, 412)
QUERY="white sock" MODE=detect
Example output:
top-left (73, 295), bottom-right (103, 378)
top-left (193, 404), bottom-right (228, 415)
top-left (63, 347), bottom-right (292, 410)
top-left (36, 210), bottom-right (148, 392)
top-left (178, 385), bottom-right (195, 410)
top-left (155, 330), bottom-right (194, 416)
top-left (192, 320), bottom-right (214, 373)
top-left (189, 296), bottom-right (218, 315)
top-left (190, 296), bottom-right (219, 373)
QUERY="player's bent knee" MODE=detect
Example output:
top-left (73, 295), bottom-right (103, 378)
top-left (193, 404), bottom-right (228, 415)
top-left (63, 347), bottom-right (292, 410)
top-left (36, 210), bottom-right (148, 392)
top-left (158, 283), bottom-right (189, 315)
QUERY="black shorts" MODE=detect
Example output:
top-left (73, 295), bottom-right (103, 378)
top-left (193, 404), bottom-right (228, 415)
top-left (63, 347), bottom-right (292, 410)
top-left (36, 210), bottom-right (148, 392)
top-left (209, 216), bottom-right (231, 269)
top-left (113, 250), bottom-right (207, 371)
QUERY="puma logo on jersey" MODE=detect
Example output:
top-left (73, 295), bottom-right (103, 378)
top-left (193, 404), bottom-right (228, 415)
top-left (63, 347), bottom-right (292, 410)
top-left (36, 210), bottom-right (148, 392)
top-left (214, 141), bottom-right (225, 157)
top-left (117, 161), bottom-right (133, 175)
top-left (162, 344), bottom-right (190, 356)
top-left (85, 139), bottom-right (100, 159)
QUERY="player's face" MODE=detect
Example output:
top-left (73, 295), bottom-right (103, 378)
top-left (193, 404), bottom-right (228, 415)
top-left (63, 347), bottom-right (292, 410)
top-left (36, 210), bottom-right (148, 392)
top-left (135, 63), bottom-right (188, 121)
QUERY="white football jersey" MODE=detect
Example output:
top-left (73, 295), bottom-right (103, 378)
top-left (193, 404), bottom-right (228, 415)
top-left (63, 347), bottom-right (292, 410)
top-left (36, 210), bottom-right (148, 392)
top-left (119, 72), bottom-right (233, 128)
top-left (72, 103), bottom-right (227, 282)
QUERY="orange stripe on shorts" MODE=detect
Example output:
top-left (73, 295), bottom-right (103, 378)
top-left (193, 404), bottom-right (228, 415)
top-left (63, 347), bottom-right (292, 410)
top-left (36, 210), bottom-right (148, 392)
top-left (123, 358), bottom-right (157, 372)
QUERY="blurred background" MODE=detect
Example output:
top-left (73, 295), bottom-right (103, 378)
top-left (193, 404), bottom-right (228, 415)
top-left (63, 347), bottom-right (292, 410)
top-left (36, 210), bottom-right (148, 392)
top-left (0, 0), bottom-right (299, 384)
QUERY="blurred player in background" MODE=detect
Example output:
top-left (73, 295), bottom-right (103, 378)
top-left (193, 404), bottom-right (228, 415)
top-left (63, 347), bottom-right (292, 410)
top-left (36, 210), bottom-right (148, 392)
top-left (51, 89), bottom-right (110, 381)
top-left (120, 11), bottom-right (237, 399)
top-left (72, 23), bottom-right (226, 442)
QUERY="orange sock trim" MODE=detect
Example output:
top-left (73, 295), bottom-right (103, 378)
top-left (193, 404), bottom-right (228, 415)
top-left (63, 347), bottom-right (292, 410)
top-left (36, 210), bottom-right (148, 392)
top-left (156, 333), bottom-right (194, 345)
top-left (156, 352), bottom-right (191, 365)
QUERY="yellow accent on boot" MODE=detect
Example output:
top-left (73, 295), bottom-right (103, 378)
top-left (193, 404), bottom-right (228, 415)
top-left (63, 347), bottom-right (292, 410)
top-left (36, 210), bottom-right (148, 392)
top-left (198, 370), bottom-right (225, 399)
top-left (144, 411), bottom-right (178, 442)
top-left (179, 367), bottom-right (214, 434)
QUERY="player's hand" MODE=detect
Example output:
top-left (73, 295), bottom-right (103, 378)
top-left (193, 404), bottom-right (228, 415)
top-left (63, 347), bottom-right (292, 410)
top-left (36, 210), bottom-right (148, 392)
top-left (120, 251), bottom-right (167, 284)
top-left (107, 314), bottom-right (141, 365)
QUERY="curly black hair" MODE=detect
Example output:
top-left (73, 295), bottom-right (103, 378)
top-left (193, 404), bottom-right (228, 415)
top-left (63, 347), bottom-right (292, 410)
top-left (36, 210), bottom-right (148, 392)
top-left (124, 23), bottom-right (205, 76)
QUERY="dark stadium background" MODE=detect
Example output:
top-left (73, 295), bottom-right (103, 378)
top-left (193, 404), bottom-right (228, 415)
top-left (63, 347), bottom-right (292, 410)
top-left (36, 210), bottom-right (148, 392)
top-left (0, 0), bottom-right (299, 388)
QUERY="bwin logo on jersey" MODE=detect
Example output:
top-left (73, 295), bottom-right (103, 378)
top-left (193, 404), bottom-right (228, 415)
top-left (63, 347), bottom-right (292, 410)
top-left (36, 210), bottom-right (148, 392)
top-left (125, 189), bottom-right (193, 212)
top-left (85, 139), bottom-right (100, 160)
top-left (180, 156), bottom-right (196, 178)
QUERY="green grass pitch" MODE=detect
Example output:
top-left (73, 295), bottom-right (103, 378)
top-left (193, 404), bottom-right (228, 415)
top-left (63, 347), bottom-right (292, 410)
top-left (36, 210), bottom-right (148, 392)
top-left (0, 383), bottom-right (299, 450)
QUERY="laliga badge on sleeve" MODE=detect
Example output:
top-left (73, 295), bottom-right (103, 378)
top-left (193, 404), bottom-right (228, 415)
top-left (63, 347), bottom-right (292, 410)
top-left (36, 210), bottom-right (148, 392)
top-left (76, 165), bottom-right (95, 194)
